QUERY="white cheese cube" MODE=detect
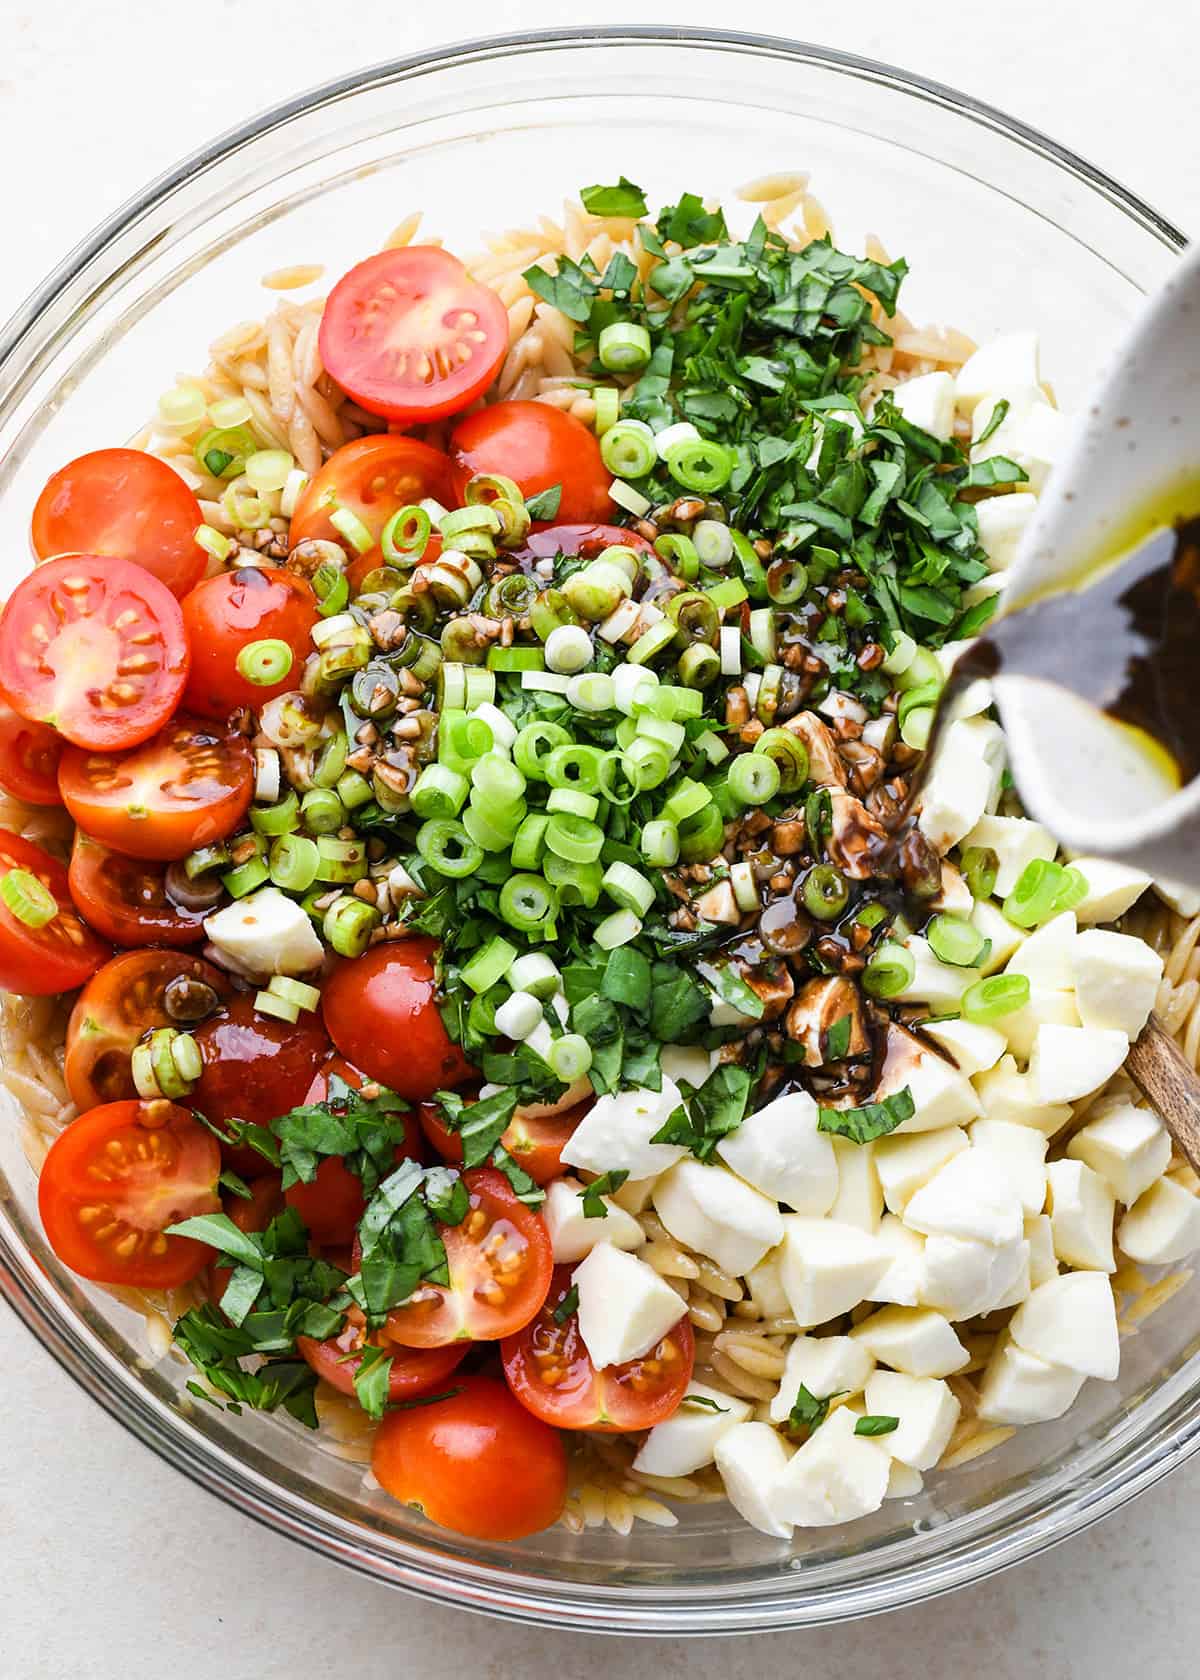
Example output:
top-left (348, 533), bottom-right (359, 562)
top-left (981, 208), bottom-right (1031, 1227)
top-left (931, 860), bottom-right (975, 916)
top-left (973, 492), bottom-right (1038, 571)
top-left (560, 1079), bottom-right (686, 1180)
top-left (778, 1217), bottom-right (890, 1328)
top-left (611, 1174), bottom-right (659, 1216)
top-left (716, 1088), bottom-right (838, 1215)
top-left (973, 1054), bottom-right (1073, 1137)
top-left (543, 1177), bottom-right (646, 1263)
top-left (1025, 1213), bottom-right (1059, 1286)
top-left (962, 814), bottom-right (1057, 896)
top-left (632, 1381), bottom-right (751, 1476)
top-left (1001, 986), bottom-right (1081, 1063)
top-left (1152, 875), bottom-right (1200, 920)
top-left (876, 1127), bottom-right (969, 1215)
top-left (850, 1306), bottom-right (968, 1379)
top-left (1072, 929), bottom-right (1162, 1039)
top-left (714, 1422), bottom-right (794, 1539)
top-left (1068, 857), bottom-right (1153, 923)
top-left (769, 1335), bottom-right (876, 1423)
top-left (885, 1461), bottom-right (925, 1500)
top-left (828, 1137), bottom-right (883, 1233)
top-left (972, 397), bottom-right (1066, 494)
top-left (877, 1026), bottom-right (982, 1134)
top-left (1029, 1024), bottom-right (1129, 1105)
top-left (969, 899), bottom-right (1028, 974)
top-left (204, 887), bottom-right (323, 977)
top-left (917, 717), bottom-right (1006, 854)
top-left (955, 331), bottom-right (1041, 415)
top-left (1118, 1178), bottom-right (1200, 1264)
top-left (969, 1119), bottom-right (1048, 1215)
top-left (659, 1043), bottom-right (715, 1088)
top-left (904, 1149), bottom-right (1024, 1246)
top-left (865, 1372), bottom-right (960, 1470)
top-left (920, 1233), bottom-right (1028, 1321)
top-left (1006, 911), bottom-right (1078, 990)
top-left (1008, 1271), bottom-right (1119, 1380)
top-left (769, 1405), bottom-right (891, 1527)
top-left (653, 1159), bottom-right (783, 1277)
top-left (573, 1243), bottom-right (687, 1370)
top-left (921, 1019), bottom-right (1006, 1077)
top-left (1067, 1100), bottom-right (1172, 1205)
top-left (977, 1338), bottom-right (1086, 1425)
top-left (1045, 1159), bottom-right (1117, 1272)
top-left (869, 1214), bottom-right (927, 1305)
top-left (891, 936), bottom-right (981, 1013)
top-left (746, 1251), bottom-right (791, 1319)
top-left (893, 370), bottom-right (956, 440)
top-left (989, 1237), bottom-right (1033, 1310)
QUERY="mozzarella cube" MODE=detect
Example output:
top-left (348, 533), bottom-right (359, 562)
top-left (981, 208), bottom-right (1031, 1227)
top-left (633, 1381), bottom-right (751, 1477)
top-left (778, 1217), bottom-right (890, 1328)
top-left (869, 1215), bottom-right (927, 1305)
top-left (977, 1338), bottom-right (1086, 1425)
top-left (716, 1088), bottom-right (838, 1215)
top-left (543, 1177), bottom-right (645, 1263)
top-left (920, 1233), bottom-right (1027, 1321)
top-left (955, 331), bottom-right (1041, 415)
top-left (864, 1372), bottom-right (960, 1470)
top-left (1006, 911), bottom-right (1078, 990)
top-left (1067, 857), bottom-right (1153, 923)
top-left (850, 1306), bottom-right (968, 1378)
top-left (769, 1405), bottom-right (891, 1527)
top-left (989, 1237), bottom-right (1033, 1310)
top-left (659, 1043), bottom-right (716, 1088)
top-left (1029, 1024), bottom-right (1129, 1104)
top-left (877, 1027), bottom-right (982, 1134)
top-left (893, 370), bottom-right (956, 440)
top-left (1009, 1271), bottom-right (1120, 1379)
top-left (918, 717), bottom-right (1006, 854)
top-left (969, 899), bottom-right (1028, 974)
top-left (204, 887), bottom-right (323, 977)
top-left (1072, 929), bottom-right (1162, 1039)
top-left (828, 1137), bottom-right (883, 1233)
top-left (891, 936), bottom-right (982, 1013)
top-left (886, 1461), bottom-right (925, 1500)
top-left (714, 1423), bottom-right (794, 1539)
top-left (769, 1335), bottom-right (876, 1423)
top-left (1153, 875), bottom-right (1200, 920)
top-left (973, 492), bottom-right (1039, 571)
top-left (611, 1174), bottom-right (659, 1216)
top-left (560, 1079), bottom-right (686, 1180)
top-left (1001, 985), bottom-right (1081, 1063)
top-left (1119, 1178), bottom-right (1200, 1264)
top-left (653, 1159), bottom-right (783, 1277)
top-left (972, 397), bottom-right (1067, 494)
top-left (876, 1127), bottom-right (969, 1215)
top-left (931, 860), bottom-right (975, 916)
top-left (1045, 1160), bottom-right (1116, 1271)
top-left (573, 1244), bottom-right (686, 1369)
top-left (1025, 1213), bottom-right (1059, 1287)
top-left (1067, 1100), bottom-right (1172, 1205)
top-left (921, 1019), bottom-right (1006, 1078)
top-left (969, 1119), bottom-right (1048, 1215)
top-left (974, 1054), bottom-right (1073, 1137)
top-left (962, 814), bottom-right (1057, 896)
top-left (904, 1149), bottom-right (1024, 1246)
top-left (746, 1251), bottom-right (791, 1319)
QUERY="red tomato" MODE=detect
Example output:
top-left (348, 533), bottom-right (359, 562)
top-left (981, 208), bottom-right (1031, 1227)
top-left (502, 1265), bottom-right (694, 1432)
top-left (321, 938), bottom-right (474, 1101)
top-left (180, 566), bottom-right (318, 720)
top-left (371, 1373), bottom-right (567, 1540)
top-left (30, 448), bottom-right (207, 598)
top-left (0, 699), bottom-right (63, 805)
top-left (419, 1095), bottom-right (584, 1187)
top-left (519, 523), bottom-right (655, 561)
top-left (283, 1058), bottom-right (423, 1246)
top-left (0, 829), bottom-right (109, 995)
top-left (0, 556), bottom-right (189, 751)
top-left (38, 1099), bottom-right (220, 1287)
top-left (449, 402), bottom-right (612, 525)
top-left (68, 832), bottom-right (208, 947)
top-left (288, 434), bottom-right (453, 553)
top-left (371, 1167), bottom-right (552, 1348)
top-left (208, 1172), bottom-right (285, 1304)
top-left (58, 717), bottom-right (253, 862)
top-left (318, 248), bottom-right (508, 425)
top-left (191, 994), bottom-right (330, 1172)
top-left (65, 949), bottom-right (230, 1110)
top-left (298, 1322), bottom-right (467, 1405)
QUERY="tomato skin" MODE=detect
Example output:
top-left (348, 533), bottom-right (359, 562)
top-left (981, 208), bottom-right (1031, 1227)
top-left (68, 832), bottom-right (208, 948)
top-left (321, 938), bottom-right (474, 1101)
top-left (191, 995), bottom-right (330, 1173)
top-left (65, 950), bottom-right (229, 1110)
top-left (449, 402), bottom-right (612, 525)
top-left (0, 556), bottom-right (190, 751)
top-left (58, 717), bottom-right (254, 862)
top-left (318, 249), bottom-right (508, 424)
top-left (0, 699), bottom-right (63, 805)
top-left (518, 523), bottom-right (655, 563)
top-left (180, 567), bottom-right (318, 720)
top-left (0, 829), bottom-right (109, 995)
top-left (31, 448), bottom-right (207, 598)
top-left (298, 1326), bottom-right (468, 1405)
top-left (289, 435), bottom-right (454, 554)
top-left (38, 1099), bottom-right (221, 1288)
top-left (419, 1095), bottom-right (583, 1186)
top-left (502, 1265), bottom-right (694, 1433)
top-left (371, 1373), bottom-right (567, 1541)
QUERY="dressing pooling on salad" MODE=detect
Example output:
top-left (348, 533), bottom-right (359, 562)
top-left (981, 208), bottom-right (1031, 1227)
top-left (1, 173), bottom-right (1194, 1547)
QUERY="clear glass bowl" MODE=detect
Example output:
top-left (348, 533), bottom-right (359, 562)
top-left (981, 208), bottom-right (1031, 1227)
top-left (0, 27), bottom-right (1193, 1635)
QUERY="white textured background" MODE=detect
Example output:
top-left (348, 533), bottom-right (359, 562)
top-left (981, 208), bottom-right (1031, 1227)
top-left (2, 4), bottom-right (1198, 1675)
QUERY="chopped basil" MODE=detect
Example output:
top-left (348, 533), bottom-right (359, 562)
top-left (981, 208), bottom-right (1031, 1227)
top-left (651, 1065), bottom-right (755, 1162)
top-left (579, 1169), bottom-right (629, 1218)
top-left (217, 1168), bottom-right (253, 1200)
top-left (824, 1014), bottom-right (852, 1062)
top-left (786, 1384), bottom-right (844, 1434)
top-left (491, 1144), bottom-right (546, 1208)
top-left (270, 1074), bottom-right (413, 1197)
top-left (681, 1394), bottom-right (729, 1412)
top-left (553, 1284), bottom-right (580, 1324)
top-left (435, 1085), bottom-right (518, 1169)
top-left (580, 177), bottom-right (649, 218)
top-left (352, 1345), bottom-right (393, 1421)
top-left (525, 483), bottom-right (563, 520)
top-left (423, 1166), bottom-right (469, 1225)
top-left (855, 1414), bottom-right (900, 1437)
top-left (817, 1086), bottom-right (915, 1144)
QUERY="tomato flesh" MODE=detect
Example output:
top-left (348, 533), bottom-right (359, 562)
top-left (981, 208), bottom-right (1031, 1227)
top-left (0, 829), bottom-right (109, 995)
top-left (321, 938), bottom-right (474, 1101)
top-left (38, 1099), bottom-right (220, 1287)
top-left (191, 995), bottom-right (330, 1173)
top-left (180, 566), bottom-right (318, 720)
top-left (288, 434), bottom-right (453, 555)
top-left (449, 402), bottom-right (612, 525)
top-left (419, 1095), bottom-right (584, 1186)
top-left (68, 832), bottom-right (209, 948)
top-left (0, 555), bottom-right (190, 750)
top-left (0, 699), bottom-right (63, 805)
top-left (298, 1324), bottom-right (467, 1405)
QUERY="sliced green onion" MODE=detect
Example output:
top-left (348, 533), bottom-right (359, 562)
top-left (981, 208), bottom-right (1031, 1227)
top-left (195, 422), bottom-right (256, 480)
top-left (665, 437), bottom-right (734, 493)
top-left (655, 533), bottom-right (700, 579)
top-left (269, 832), bottom-right (319, 892)
top-left (563, 562), bottom-right (631, 622)
top-left (416, 818), bottom-right (484, 879)
top-left (960, 845), bottom-right (999, 901)
top-left (322, 896), bottom-right (380, 958)
top-left (927, 913), bottom-right (987, 968)
top-left (1051, 865), bottom-right (1089, 914)
top-left (623, 737), bottom-right (671, 790)
top-left (441, 504), bottom-right (501, 540)
top-left (636, 714), bottom-right (686, 757)
top-left (544, 854), bottom-right (603, 909)
top-left (566, 671), bottom-right (615, 712)
top-left (802, 864), bottom-right (850, 921)
top-left (463, 802), bottom-right (523, 854)
top-left (471, 751), bottom-right (526, 808)
top-left (268, 974), bottom-right (321, 1012)
top-left (544, 744), bottom-right (605, 794)
top-left (336, 769), bottom-right (374, 811)
top-left (411, 764), bottom-right (470, 820)
top-left (728, 751), bottom-right (781, 806)
top-left (513, 721), bottom-right (573, 781)
top-left (663, 779), bottom-right (711, 824)
top-left (194, 523), bottom-right (232, 562)
top-left (244, 449), bottom-right (293, 494)
top-left (236, 639), bottom-right (293, 686)
top-left (250, 791), bottom-right (300, 836)
top-left (766, 557), bottom-right (808, 604)
top-left (545, 813), bottom-right (605, 865)
top-left (461, 936), bottom-right (518, 994)
top-left (598, 321), bottom-right (652, 372)
top-left (900, 706), bottom-right (935, 750)
top-left (882, 632), bottom-right (917, 676)
top-left (0, 869), bottom-right (56, 928)
top-left (706, 577), bottom-right (747, 611)
top-left (595, 909), bottom-right (642, 950)
top-left (748, 607), bottom-right (777, 663)
top-left (312, 560), bottom-right (350, 618)
top-left (184, 843), bottom-right (231, 879)
top-left (754, 728), bottom-right (809, 793)
top-left (895, 647), bottom-right (943, 692)
top-left (544, 625), bottom-right (594, 675)
top-left (666, 590), bottom-right (719, 646)
top-left (862, 941), bottom-right (916, 999)
top-left (639, 684), bottom-right (704, 722)
top-left (547, 787), bottom-right (599, 821)
top-left (678, 802), bottom-right (725, 863)
top-left (221, 856), bottom-right (270, 898)
top-left (730, 860), bottom-right (758, 912)
top-left (677, 643), bottom-right (720, 690)
top-left (498, 873), bottom-right (558, 932)
top-left (641, 819), bottom-right (680, 868)
top-left (602, 861), bottom-right (655, 916)
top-left (609, 478), bottom-right (652, 518)
top-left (510, 813), bottom-right (550, 870)
top-left (601, 422), bottom-right (657, 479)
top-left (597, 751), bottom-right (639, 806)
top-left (593, 387), bottom-right (620, 435)
top-left (329, 506), bottom-right (374, 554)
top-left (548, 1034), bottom-right (592, 1081)
top-left (731, 531), bottom-right (769, 600)
top-left (488, 645), bottom-right (545, 672)
top-left (1003, 858), bottom-right (1068, 929)
top-left (897, 680), bottom-right (942, 727)
top-left (466, 472), bottom-right (523, 508)
top-left (627, 620), bottom-right (677, 666)
top-left (693, 520), bottom-right (734, 568)
top-left (314, 835), bottom-right (368, 883)
top-left (962, 972), bottom-right (1031, 1024)
top-left (300, 787), bottom-right (345, 834)
top-left (508, 952), bottom-right (561, 997)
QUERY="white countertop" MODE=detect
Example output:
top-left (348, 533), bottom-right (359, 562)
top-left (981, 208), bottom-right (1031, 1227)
top-left (2, 2), bottom-right (1198, 1674)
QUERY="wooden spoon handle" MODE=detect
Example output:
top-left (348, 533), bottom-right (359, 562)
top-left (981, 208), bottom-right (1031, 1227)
top-left (1125, 1013), bottom-right (1200, 1176)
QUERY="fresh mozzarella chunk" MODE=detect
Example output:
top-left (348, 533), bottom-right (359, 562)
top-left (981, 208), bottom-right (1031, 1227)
top-left (904, 1149), bottom-right (1024, 1246)
top-left (769, 1405), bottom-right (891, 1527)
top-left (1118, 1178), bottom-right (1200, 1265)
top-left (1071, 929), bottom-right (1163, 1039)
top-left (893, 370), bottom-right (956, 440)
top-left (632, 1381), bottom-right (751, 1477)
top-left (204, 887), bottom-right (323, 977)
top-left (917, 717), bottom-right (1006, 854)
top-left (988, 1237), bottom-right (1033, 1311)
top-left (778, 1217), bottom-right (890, 1328)
top-left (864, 1372), bottom-right (960, 1470)
top-left (877, 1026), bottom-right (982, 1134)
top-left (955, 332), bottom-right (1041, 415)
top-left (850, 1306), bottom-right (968, 1379)
top-left (1025, 1213), bottom-right (1059, 1286)
top-left (876, 1127), bottom-right (969, 1215)
top-left (1067, 857), bottom-right (1153, 923)
top-left (920, 1233), bottom-right (1026, 1320)
top-left (611, 1174), bottom-right (659, 1216)
top-left (921, 1019), bottom-right (1006, 1077)
top-left (931, 861), bottom-right (975, 916)
top-left (828, 1138), bottom-right (883, 1233)
top-left (973, 492), bottom-right (1039, 571)
top-left (962, 814), bottom-right (1057, 896)
top-left (885, 1461), bottom-right (925, 1500)
top-left (659, 1043), bottom-right (716, 1088)
top-left (746, 1251), bottom-right (791, 1319)
top-left (573, 1243), bottom-right (686, 1370)
top-left (1046, 1159), bottom-right (1117, 1272)
top-left (1006, 912), bottom-right (1078, 990)
top-left (977, 1338), bottom-right (1086, 1425)
top-left (1067, 1100), bottom-right (1172, 1206)
top-left (973, 1054), bottom-right (1072, 1137)
top-left (890, 936), bottom-right (981, 1013)
top-left (969, 1120), bottom-right (1048, 1215)
top-left (543, 1177), bottom-right (645, 1263)
top-left (972, 397), bottom-right (1067, 494)
top-left (560, 1079), bottom-right (686, 1180)
top-left (653, 1159), bottom-right (784, 1277)
top-left (869, 1214), bottom-right (927, 1305)
top-left (1008, 1271), bottom-right (1120, 1379)
top-left (1029, 1024), bottom-right (1129, 1105)
top-left (1152, 875), bottom-right (1200, 920)
top-left (714, 1422), bottom-right (794, 1539)
top-left (769, 1335), bottom-right (876, 1423)
top-left (1000, 985), bottom-right (1081, 1063)
top-left (969, 899), bottom-right (1028, 974)
top-left (716, 1088), bottom-right (838, 1215)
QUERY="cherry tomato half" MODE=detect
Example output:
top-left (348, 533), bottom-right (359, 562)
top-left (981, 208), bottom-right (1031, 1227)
top-left (65, 950), bottom-right (230, 1111)
top-left (0, 829), bottom-right (109, 995)
top-left (419, 1095), bottom-right (586, 1186)
top-left (318, 248), bottom-right (508, 425)
top-left (191, 994), bottom-right (330, 1173)
top-left (68, 832), bottom-right (209, 948)
top-left (288, 434), bottom-right (453, 554)
top-left (0, 699), bottom-right (63, 806)
top-left (321, 938), bottom-right (474, 1101)
top-left (180, 566), bottom-right (318, 721)
top-left (0, 556), bottom-right (190, 751)
top-left (38, 1099), bottom-right (220, 1288)
top-left (371, 1373), bottom-right (567, 1541)
top-left (449, 402), bottom-right (612, 525)
top-left (298, 1322), bottom-right (468, 1406)
top-left (31, 448), bottom-right (207, 598)
top-left (502, 1264), bottom-right (694, 1432)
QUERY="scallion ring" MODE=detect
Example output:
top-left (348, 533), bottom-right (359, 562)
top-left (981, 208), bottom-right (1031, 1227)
top-left (0, 869), bottom-right (56, 929)
top-left (416, 818), bottom-right (485, 879)
top-left (236, 639), bottom-right (293, 686)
